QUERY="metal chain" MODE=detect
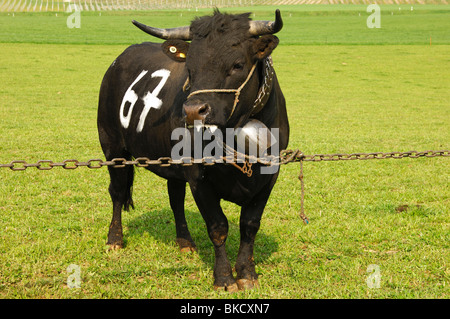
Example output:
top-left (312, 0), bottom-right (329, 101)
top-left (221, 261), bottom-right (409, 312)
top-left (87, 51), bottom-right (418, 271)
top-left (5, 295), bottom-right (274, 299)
top-left (280, 149), bottom-right (450, 163)
top-left (1, 149), bottom-right (448, 225)
top-left (0, 149), bottom-right (448, 171)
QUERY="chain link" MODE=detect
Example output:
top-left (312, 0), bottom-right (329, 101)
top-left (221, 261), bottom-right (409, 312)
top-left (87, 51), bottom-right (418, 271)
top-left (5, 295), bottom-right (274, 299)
top-left (0, 149), bottom-right (448, 171)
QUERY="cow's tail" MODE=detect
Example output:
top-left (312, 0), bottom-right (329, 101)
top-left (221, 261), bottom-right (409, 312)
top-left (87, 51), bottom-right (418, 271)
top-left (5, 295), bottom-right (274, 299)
top-left (106, 153), bottom-right (135, 212)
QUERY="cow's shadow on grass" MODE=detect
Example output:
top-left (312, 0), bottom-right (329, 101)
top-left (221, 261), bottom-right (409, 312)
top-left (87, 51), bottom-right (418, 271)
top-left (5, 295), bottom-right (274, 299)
top-left (125, 207), bottom-right (278, 270)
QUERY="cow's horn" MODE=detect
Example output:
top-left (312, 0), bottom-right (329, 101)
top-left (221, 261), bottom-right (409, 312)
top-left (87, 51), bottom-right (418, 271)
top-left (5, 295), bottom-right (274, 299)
top-left (249, 9), bottom-right (283, 36)
top-left (132, 20), bottom-right (192, 40)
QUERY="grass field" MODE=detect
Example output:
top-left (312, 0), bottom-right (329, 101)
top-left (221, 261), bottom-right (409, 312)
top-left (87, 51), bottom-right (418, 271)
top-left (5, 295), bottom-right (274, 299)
top-left (0, 5), bottom-right (449, 299)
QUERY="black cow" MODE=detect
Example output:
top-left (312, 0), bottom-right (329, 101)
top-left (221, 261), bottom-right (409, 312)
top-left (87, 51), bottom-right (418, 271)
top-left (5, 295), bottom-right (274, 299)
top-left (97, 9), bottom-right (289, 291)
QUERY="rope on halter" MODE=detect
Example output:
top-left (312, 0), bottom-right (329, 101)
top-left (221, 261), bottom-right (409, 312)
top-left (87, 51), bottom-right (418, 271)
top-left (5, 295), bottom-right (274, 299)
top-left (185, 63), bottom-right (258, 121)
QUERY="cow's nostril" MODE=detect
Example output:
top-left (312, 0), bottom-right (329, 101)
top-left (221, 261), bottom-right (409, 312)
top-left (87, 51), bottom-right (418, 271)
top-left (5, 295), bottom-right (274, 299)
top-left (198, 104), bottom-right (210, 116)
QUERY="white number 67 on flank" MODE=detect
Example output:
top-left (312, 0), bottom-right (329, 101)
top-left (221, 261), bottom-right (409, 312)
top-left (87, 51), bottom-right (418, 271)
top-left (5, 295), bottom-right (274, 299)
top-left (120, 69), bottom-right (171, 133)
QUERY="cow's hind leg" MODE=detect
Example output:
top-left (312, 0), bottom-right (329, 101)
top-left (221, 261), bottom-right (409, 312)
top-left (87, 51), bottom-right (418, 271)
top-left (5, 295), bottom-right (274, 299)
top-left (168, 179), bottom-right (197, 252)
top-left (106, 153), bottom-right (135, 250)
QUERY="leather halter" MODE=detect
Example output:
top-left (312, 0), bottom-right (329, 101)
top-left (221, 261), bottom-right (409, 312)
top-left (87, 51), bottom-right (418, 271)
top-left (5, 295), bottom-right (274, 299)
top-left (183, 56), bottom-right (275, 121)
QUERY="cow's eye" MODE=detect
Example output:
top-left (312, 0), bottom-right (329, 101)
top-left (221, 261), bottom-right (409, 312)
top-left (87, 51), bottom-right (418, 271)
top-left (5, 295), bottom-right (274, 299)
top-left (233, 62), bottom-right (244, 71)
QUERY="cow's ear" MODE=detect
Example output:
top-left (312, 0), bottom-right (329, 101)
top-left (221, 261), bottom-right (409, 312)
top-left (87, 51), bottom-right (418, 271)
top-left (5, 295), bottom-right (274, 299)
top-left (162, 40), bottom-right (190, 62)
top-left (253, 35), bottom-right (279, 60)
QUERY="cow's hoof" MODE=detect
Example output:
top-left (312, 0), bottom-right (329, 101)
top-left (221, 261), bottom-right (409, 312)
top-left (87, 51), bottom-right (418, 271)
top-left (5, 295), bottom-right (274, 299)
top-left (107, 230), bottom-right (123, 250)
top-left (237, 278), bottom-right (259, 290)
top-left (214, 282), bottom-right (239, 293)
top-left (180, 246), bottom-right (197, 253)
top-left (107, 243), bottom-right (123, 250)
top-left (176, 238), bottom-right (197, 253)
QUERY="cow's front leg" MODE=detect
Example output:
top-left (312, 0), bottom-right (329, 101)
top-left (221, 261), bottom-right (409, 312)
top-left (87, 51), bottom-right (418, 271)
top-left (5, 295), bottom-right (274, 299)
top-left (235, 214), bottom-right (260, 290)
top-left (210, 226), bottom-right (237, 292)
top-left (189, 181), bottom-right (238, 292)
top-left (235, 180), bottom-right (274, 290)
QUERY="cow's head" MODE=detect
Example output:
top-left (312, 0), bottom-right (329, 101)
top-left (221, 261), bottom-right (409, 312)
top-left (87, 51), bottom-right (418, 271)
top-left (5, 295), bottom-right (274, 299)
top-left (132, 10), bottom-right (282, 130)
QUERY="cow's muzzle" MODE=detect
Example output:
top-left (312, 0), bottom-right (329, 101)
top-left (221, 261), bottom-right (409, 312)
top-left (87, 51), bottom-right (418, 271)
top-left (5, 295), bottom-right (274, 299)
top-left (183, 102), bottom-right (211, 126)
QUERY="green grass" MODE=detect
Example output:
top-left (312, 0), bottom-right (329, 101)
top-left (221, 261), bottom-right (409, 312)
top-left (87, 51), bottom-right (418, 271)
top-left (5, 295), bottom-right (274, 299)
top-left (0, 5), bottom-right (449, 298)
top-left (1, 5), bottom-right (449, 44)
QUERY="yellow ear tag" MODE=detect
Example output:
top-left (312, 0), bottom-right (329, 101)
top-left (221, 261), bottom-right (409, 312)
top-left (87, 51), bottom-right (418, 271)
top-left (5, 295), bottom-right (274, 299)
top-left (169, 46), bottom-right (177, 53)
top-left (178, 52), bottom-right (186, 59)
